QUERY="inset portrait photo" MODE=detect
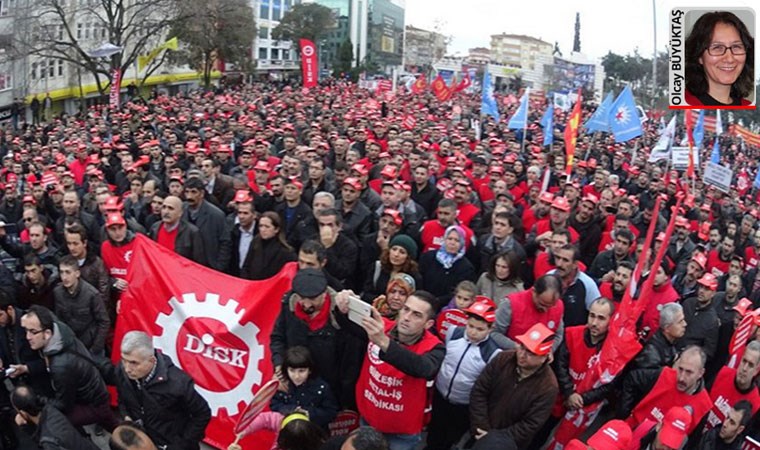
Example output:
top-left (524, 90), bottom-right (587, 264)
top-left (670, 8), bottom-right (755, 109)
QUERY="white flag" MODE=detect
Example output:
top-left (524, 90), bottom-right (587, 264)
top-left (649, 116), bottom-right (677, 162)
top-left (715, 110), bottom-right (723, 135)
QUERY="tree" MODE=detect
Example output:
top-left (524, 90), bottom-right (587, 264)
top-left (15, 0), bottom-right (182, 96)
top-left (333, 39), bottom-right (354, 78)
top-left (272, 3), bottom-right (335, 48)
top-left (573, 13), bottom-right (581, 53)
top-left (171, 0), bottom-right (255, 89)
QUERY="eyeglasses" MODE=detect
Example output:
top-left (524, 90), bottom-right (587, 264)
top-left (25, 328), bottom-right (45, 335)
top-left (706, 44), bottom-right (747, 56)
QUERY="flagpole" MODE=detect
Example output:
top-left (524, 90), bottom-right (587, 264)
top-left (585, 131), bottom-right (599, 161)
top-left (520, 89), bottom-right (529, 154)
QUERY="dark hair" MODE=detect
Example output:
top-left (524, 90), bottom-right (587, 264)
top-left (10, 385), bottom-right (45, 416)
top-left (347, 426), bottom-right (389, 450)
top-left (283, 346), bottom-right (314, 374)
top-left (534, 274), bottom-right (563, 297)
top-left (616, 228), bottom-right (635, 245)
top-left (734, 400), bottom-right (754, 427)
top-left (558, 243), bottom-right (581, 262)
top-left (25, 305), bottom-right (55, 332)
top-left (409, 290), bottom-right (439, 320)
top-left (685, 11), bottom-right (755, 100)
top-left (487, 250), bottom-right (521, 283)
top-left (277, 418), bottom-right (326, 450)
top-left (551, 229), bottom-right (573, 243)
top-left (317, 207), bottom-right (342, 226)
top-left (22, 253), bottom-right (43, 268)
top-left (109, 422), bottom-right (153, 450)
top-left (184, 177), bottom-right (205, 192)
top-left (256, 211), bottom-right (292, 251)
top-left (64, 223), bottom-right (88, 243)
top-left (299, 240), bottom-right (326, 262)
top-left (617, 260), bottom-right (635, 272)
top-left (58, 254), bottom-right (79, 271)
top-left (379, 247), bottom-right (418, 274)
top-left (0, 288), bottom-right (14, 311)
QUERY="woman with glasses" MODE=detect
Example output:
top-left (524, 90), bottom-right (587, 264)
top-left (684, 11), bottom-right (754, 106)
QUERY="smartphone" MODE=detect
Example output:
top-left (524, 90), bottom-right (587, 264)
top-left (347, 296), bottom-right (372, 326)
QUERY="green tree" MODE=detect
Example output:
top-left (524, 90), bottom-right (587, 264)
top-left (171, 0), bottom-right (255, 89)
top-left (333, 39), bottom-right (354, 78)
top-left (272, 3), bottom-right (335, 48)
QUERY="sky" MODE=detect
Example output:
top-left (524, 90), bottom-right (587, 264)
top-left (405, 0), bottom-right (757, 60)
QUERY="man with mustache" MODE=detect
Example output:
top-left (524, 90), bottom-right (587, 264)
top-left (599, 261), bottom-right (634, 304)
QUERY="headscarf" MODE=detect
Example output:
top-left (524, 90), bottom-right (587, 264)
top-left (436, 225), bottom-right (466, 269)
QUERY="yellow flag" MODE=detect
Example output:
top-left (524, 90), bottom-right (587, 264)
top-left (138, 37), bottom-right (179, 71)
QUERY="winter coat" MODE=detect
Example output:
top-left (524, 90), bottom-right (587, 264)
top-left (149, 221), bottom-right (207, 266)
top-left (35, 404), bottom-right (100, 450)
top-left (241, 237), bottom-right (295, 280)
top-left (419, 250), bottom-right (477, 305)
top-left (112, 352), bottom-right (211, 450)
top-left (632, 330), bottom-right (678, 371)
top-left (53, 279), bottom-right (110, 354)
top-left (270, 377), bottom-right (339, 428)
top-left (475, 273), bottom-right (524, 306)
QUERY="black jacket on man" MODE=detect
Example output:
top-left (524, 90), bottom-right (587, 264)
top-left (677, 296), bottom-right (720, 361)
top-left (149, 221), bottom-right (207, 266)
top-left (275, 200), bottom-right (315, 250)
top-left (33, 404), bottom-right (100, 450)
top-left (183, 200), bottom-right (230, 271)
top-left (0, 306), bottom-right (51, 396)
top-left (53, 279), bottom-right (110, 354)
top-left (631, 329), bottom-right (678, 371)
top-left (42, 321), bottom-right (110, 414)
top-left (111, 352), bottom-right (211, 450)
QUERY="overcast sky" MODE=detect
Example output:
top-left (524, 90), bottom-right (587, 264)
top-left (406, 0), bottom-right (757, 60)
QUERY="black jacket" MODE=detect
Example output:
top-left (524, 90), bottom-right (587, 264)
top-left (0, 306), bottom-right (51, 396)
top-left (419, 250), bottom-right (477, 305)
top-left (324, 234), bottom-right (359, 287)
top-left (34, 404), bottom-right (101, 450)
top-left (149, 221), bottom-right (207, 266)
top-left (411, 182), bottom-right (441, 219)
top-left (275, 201), bottom-right (315, 249)
top-left (42, 321), bottom-right (110, 413)
top-left (270, 377), bottom-right (339, 428)
top-left (112, 352), bottom-right (211, 450)
top-left (183, 200), bottom-right (230, 271)
top-left (241, 237), bottom-right (296, 280)
top-left (588, 250), bottom-right (633, 283)
top-left (695, 427), bottom-right (744, 450)
top-left (678, 297), bottom-right (720, 361)
top-left (53, 280), bottom-right (110, 354)
top-left (632, 329), bottom-right (678, 371)
top-left (337, 200), bottom-right (373, 244)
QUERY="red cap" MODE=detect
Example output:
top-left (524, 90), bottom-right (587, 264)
top-left (551, 196), bottom-right (571, 212)
top-left (697, 273), bottom-right (718, 290)
top-left (675, 216), bottom-right (690, 228)
top-left (380, 165), bottom-right (398, 179)
top-left (464, 299), bottom-right (496, 323)
top-left (655, 232), bottom-right (667, 242)
top-left (489, 166), bottom-right (505, 175)
top-left (287, 177), bottom-right (303, 190)
top-left (733, 298), bottom-right (754, 316)
top-left (381, 209), bottom-right (403, 227)
top-left (233, 190), bottom-right (253, 203)
top-left (104, 196), bottom-right (123, 211)
top-left (581, 194), bottom-right (599, 205)
top-left (692, 252), bottom-right (708, 270)
top-left (539, 192), bottom-right (554, 204)
top-left (564, 440), bottom-right (587, 450)
top-left (343, 177), bottom-right (362, 191)
top-left (659, 407), bottom-right (692, 449)
top-left (22, 195), bottom-right (36, 204)
top-left (253, 161), bottom-right (270, 172)
top-left (351, 163), bottom-right (369, 176)
top-left (587, 420), bottom-right (632, 450)
top-left (105, 213), bottom-right (126, 227)
top-left (515, 323), bottom-right (555, 356)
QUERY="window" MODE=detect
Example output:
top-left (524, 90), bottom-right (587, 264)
top-left (57, 25), bottom-right (64, 40)
top-left (258, 26), bottom-right (268, 39)
top-left (48, 59), bottom-right (54, 77)
top-left (271, 48), bottom-right (279, 60)
top-left (31, 62), bottom-right (37, 80)
top-left (258, 48), bottom-right (267, 59)
top-left (259, 0), bottom-right (269, 19)
top-left (0, 73), bottom-right (11, 91)
top-left (272, 1), bottom-right (281, 21)
top-left (39, 60), bottom-right (46, 79)
top-left (0, 0), bottom-right (15, 16)
top-left (57, 59), bottom-right (64, 76)
top-left (282, 50), bottom-right (289, 60)
top-left (77, 23), bottom-right (83, 39)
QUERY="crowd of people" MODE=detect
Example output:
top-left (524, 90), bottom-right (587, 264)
top-left (0, 76), bottom-right (759, 450)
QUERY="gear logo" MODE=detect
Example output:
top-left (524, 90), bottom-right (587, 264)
top-left (154, 293), bottom-right (264, 416)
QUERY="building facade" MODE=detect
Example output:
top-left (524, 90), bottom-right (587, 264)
top-left (253, 0), bottom-right (301, 74)
top-left (489, 33), bottom-right (553, 70)
top-left (403, 25), bottom-right (446, 72)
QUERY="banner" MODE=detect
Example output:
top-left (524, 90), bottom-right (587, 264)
top-left (541, 104), bottom-right (554, 147)
top-left (552, 57), bottom-right (596, 92)
top-left (703, 163), bottom-right (733, 193)
top-left (507, 88), bottom-right (529, 130)
top-left (299, 39), bottom-right (318, 89)
top-left (608, 86), bottom-right (643, 143)
top-left (671, 146), bottom-right (699, 171)
top-left (583, 92), bottom-right (613, 134)
top-left (564, 89), bottom-right (582, 176)
top-left (137, 37), bottom-right (179, 71)
top-left (480, 72), bottom-right (499, 121)
top-left (649, 116), bottom-right (677, 162)
top-left (115, 235), bottom-right (298, 449)
top-left (109, 68), bottom-right (121, 110)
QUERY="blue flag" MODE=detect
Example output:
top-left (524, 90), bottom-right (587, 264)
top-left (584, 92), bottom-right (613, 134)
top-left (480, 72), bottom-right (500, 121)
top-left (693, 110), bottom-right (705, 148)
top-left (507, 89), bottom-right (529, 130)
top-left (608, 86), bottom-right (643, 143)
top-left (754, 165), bottom-right (760, 189)
top-left (710, 138), bottom-right (720, 164)
top-left (540, 104), bottom-right (554, 146)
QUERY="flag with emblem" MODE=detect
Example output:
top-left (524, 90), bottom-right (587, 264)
top-left (507, 88), bottom-right (529, 129)
top-left (583, 92), bottom-right (613, 134)
top-left (563, 89), bottom-right (582, 176)
top-left (411, 76), bottom-right (427, 94)
top-left (481, 71), bottom-right (500, 121)
top-left (608, 86), bottom-right (643, 143)
top-left (540, 104), bottom-right (554, 147)
top-left (115, 237), bottom-right (297, 449)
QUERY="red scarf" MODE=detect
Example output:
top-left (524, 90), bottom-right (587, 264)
top-left (294, 294), bottom-right (332, 331)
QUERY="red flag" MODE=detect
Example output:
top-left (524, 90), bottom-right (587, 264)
top-left (431, 74), bottom-right (452, 102)
top-left (402, 115), bottom-right (417, 130)
top-left (685, 110), bottom-right (696, 178)
top-left (411, 76), bottom-right (427, 94)
top-left (299, 39), bottom-right (318, 89)
top-left (115, 235), bottom-right (297, 449)
top-left (563, 90), bottom-right (582, 177)
top-left (110, 68), bottom-right (122, 109)
top-left (454, 74), bottom-right (472, 92)
top-left (377, 79), bottom-right (392, 92)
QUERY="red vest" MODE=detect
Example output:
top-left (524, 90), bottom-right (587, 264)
top-left (627, 367), bottom-right (712, 433)
top-left (745, 247), bottom-right (760, 270)
top-left (100, 236), bottom-right (139, 280)
top-left (704, 366), bottom-right (760, 431)
top-left (552, 326), bottom-right (601, 416)
top-left (706, 250), bottom-right (731, 278)
top-left (534, 218), bottom-right (580, 244)
top-left (456, 203), bottom-right (480, 228)
top-left (506, 289), bottom-right (564, 340)
top-left (356, 320), bottom-right (441, 435)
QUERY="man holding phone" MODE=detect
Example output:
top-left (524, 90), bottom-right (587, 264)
top-left (335, 290), bottom-right (445, 450)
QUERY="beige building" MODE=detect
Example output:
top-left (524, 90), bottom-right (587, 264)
top-left (404, 25), bottom-right (447, 70)
top-left (489, 33), bottom-right (553, 70)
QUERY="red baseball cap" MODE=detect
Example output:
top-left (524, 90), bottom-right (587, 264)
top-left (697, 273), bottom-right (718, 290)
top-left (104, 196), bottom-right (123, 211)
top-left (105, 213), bottom-right (126, 227)
top-left (343, 177), bottom-right (362, 191)
top-left (351, 164), bottom-right (369, 176)
top-left (692, 252), bottom-right (708, 270)
top-left (380, 165), bottom-right (398, 179)
top-left (515, 323), bottom-right (555, 356)
top-left (733, 298), bottom-right (754, 316)
top-left (587, 420), bottom-right (632, 450)
top-left (581, 194), bottom-right (599, 206)
top-left (551, 196), bottom-right (571, 212)
top-left (381, 209), bottom-right (403, 227)
top-left (539, 192), bottom-right (554, 204)
top-left (233, 190), bottom-right (253, 203)
top-left (658, 407), bottom-right (692, 449)
top-left (254, 161), bottom-right (270, 172)
top-left (464, 299), bottom-right (496, 323)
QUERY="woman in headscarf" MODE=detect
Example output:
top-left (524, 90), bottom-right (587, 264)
top-left (419, 225), bottom-right (476, 305)
top-left (371, 272), bottom-right (416, 321)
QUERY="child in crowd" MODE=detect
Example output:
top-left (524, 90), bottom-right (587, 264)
top-left (271, 346), bottom-right (339, 429)
top-left (440, 280), bottom-right (477, 312)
